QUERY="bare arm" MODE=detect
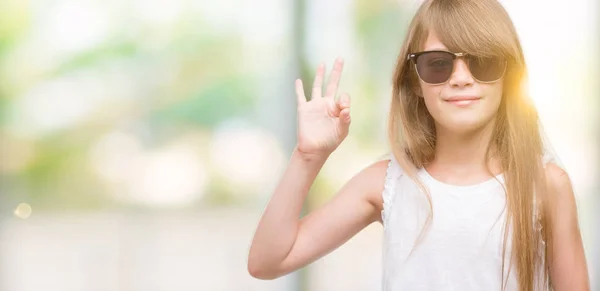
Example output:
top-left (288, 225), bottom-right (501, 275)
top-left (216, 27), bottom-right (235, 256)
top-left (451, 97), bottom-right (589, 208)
top-left (545, 163), bottom-right (590, 290)
top-left (247, 58), bottom-right (386, 279)
top-left (247, 154), bottom-right (386, 279)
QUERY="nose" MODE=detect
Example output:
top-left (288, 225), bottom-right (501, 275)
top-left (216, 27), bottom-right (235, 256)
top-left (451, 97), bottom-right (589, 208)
top-left (448, 58), bottom-right (474, 87)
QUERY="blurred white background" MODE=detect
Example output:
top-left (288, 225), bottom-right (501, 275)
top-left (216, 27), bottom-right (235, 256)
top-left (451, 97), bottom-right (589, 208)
top-left (0, 0), bottom-right (597, 290)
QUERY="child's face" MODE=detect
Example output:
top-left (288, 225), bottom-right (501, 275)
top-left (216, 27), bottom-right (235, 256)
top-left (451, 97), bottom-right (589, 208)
top-left (417, 32), bottom-right (504, 134)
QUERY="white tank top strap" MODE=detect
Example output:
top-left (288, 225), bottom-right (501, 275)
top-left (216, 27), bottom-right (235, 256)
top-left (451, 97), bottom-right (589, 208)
top-left (381, 154), bottom-right (404, 227)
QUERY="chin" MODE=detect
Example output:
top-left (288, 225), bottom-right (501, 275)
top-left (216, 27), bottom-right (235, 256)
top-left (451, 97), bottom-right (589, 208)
top-left (441, 118), bottom-right (492, 134)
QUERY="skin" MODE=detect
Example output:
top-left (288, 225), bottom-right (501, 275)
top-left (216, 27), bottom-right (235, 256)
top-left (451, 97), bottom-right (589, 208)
top-left (418, 32), bottom-right (504, 185)
top-left (246, 32), bottom-right (590, 290)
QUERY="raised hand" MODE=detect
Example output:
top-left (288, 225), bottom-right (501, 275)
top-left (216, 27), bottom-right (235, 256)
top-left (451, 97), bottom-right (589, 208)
top-left (295, 58), bottom-right (351, 160)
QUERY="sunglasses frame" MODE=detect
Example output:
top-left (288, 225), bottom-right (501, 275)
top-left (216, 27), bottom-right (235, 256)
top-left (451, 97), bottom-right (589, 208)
top-left (406, 50), bottom-right (507, 85)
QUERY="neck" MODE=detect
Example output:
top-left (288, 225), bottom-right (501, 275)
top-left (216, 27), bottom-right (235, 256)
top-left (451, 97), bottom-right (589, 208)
top-left (431, 121), bottom-right (500, 174)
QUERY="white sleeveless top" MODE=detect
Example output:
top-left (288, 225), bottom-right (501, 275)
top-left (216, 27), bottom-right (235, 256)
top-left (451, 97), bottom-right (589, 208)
top-left (381, 156), bottom-right (535, 291)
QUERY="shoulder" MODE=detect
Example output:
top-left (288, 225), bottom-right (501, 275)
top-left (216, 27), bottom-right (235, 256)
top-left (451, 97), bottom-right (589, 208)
top-left (544, 162), bottom-right (574, 200)
top-left (543, 162), bottom-right (578, 222)
top-left (364, 159), bottom-right (391, 174)
top-left (349, 159), bottom-right (390, 213)
top-left (359, 159), bottom-right (390, 194)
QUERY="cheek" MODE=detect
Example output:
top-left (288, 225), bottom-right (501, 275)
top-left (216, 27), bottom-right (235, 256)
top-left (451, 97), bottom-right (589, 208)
top-left (419, 83), bottom-right (444, 114)
top-left (483, 84), bottom-right (503, 111)
top-left (418, 81), bottom-right (442, 99)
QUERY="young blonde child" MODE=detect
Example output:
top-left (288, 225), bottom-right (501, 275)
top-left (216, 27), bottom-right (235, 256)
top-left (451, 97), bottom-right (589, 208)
top-left (248, 0), bottom-right (590, 290)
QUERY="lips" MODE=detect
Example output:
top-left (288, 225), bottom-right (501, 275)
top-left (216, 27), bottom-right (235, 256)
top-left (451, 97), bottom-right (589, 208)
top-left (445, 96), bottom-right (481, 101)
top-left (444, 96), bottom-right (481, 107)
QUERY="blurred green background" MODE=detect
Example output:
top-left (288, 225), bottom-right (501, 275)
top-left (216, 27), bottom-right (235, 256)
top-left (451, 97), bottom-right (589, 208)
top-left (0, 0), bottom-right (597, 290)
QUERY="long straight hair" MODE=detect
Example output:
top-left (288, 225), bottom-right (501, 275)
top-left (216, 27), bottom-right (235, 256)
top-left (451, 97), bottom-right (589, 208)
top-left (388, 1), bottom-right (553, 290)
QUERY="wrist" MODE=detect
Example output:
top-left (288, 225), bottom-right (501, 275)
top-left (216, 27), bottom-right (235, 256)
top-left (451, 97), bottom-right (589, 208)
top-left (292, 147), bottom-right (330, 165)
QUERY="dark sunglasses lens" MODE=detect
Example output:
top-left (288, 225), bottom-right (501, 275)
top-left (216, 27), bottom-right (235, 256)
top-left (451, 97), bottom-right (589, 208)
top-left (415, 52), bottom-right (454, 84)
top-left (468, 56), bottom-right (506, 82)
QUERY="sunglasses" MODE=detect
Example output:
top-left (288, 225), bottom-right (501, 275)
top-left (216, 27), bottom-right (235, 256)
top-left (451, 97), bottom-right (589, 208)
top-left (407, 51), bottom-right (507, 85)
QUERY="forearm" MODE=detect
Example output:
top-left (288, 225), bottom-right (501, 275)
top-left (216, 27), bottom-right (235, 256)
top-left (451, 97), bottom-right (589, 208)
top-left (248, 148), bottom-right (327, 274)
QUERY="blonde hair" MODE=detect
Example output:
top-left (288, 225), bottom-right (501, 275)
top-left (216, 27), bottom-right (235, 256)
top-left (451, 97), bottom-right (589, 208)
top-left (388, 0), bottom-right (553, 290)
